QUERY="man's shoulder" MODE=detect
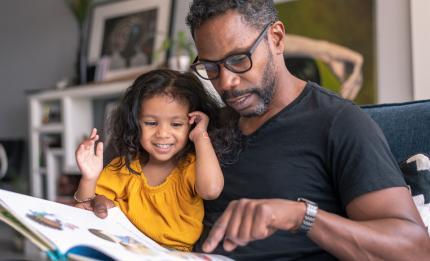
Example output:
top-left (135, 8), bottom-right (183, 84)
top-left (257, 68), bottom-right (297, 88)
top-left (305, 82), bottom-right (353, 110)
top-left (287, 81), bottom-right (356, 121)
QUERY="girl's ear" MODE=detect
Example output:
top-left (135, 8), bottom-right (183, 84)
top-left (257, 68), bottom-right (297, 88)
top-left (269, 21), bottom-right (286, 55)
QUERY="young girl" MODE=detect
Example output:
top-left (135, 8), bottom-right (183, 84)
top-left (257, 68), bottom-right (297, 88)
top-left (73, 69), bottom-right (224, 252)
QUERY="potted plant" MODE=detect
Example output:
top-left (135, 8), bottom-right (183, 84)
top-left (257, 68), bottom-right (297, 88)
top-left (160, 31), bottom-right (196, 71)
top-left (66, 0), bottom-right (93, 84)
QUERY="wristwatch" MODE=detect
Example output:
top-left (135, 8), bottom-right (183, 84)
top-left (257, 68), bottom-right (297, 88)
top-left (297, 197), bottom-right (318, 233)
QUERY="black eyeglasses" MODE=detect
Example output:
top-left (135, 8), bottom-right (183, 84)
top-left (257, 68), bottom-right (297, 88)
top-left (191, 23), bottom-right (273, 80)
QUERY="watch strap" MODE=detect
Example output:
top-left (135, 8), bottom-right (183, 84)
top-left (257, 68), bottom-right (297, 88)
top-left (297, 197), bottom-right (318, 233)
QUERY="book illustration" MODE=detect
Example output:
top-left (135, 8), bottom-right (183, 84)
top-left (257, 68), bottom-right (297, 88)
top-left (0, 189), bottom-right (234, 261)
top-left (88, 228), bottom-right (155, 255)
top-left (26, 210), bottom-right (79, 231)
top-left (26, 211), bottom-right (62, 230)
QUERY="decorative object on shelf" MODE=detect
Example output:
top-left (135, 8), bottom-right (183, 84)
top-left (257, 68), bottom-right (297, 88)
top-left (159, 30), bottom-right (196, 72)
top-left (87, 0), bottom-right (171, 81)
top-left (66, 0), bottom-right (93, 85)
top-left (41, 101), bottom-right (62, 124)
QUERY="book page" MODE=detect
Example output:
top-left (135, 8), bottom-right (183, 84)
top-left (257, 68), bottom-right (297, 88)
top-left (0, 208), bottom-right (51, 251)
top-left (0, 189), bottom-right (233, 261)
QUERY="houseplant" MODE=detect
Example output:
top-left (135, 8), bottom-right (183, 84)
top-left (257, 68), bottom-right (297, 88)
top-left (66, 0), bottom-right (93, 84)
top-left (160, 31), bottom-right (196, 71)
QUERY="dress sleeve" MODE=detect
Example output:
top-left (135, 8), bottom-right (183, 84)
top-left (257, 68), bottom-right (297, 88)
top-left (95, 157), bottom-right (132, 201)
top-left (327, 104), bottom-right (407, 208)
top-left (180, 155), bottom-right (198, 198)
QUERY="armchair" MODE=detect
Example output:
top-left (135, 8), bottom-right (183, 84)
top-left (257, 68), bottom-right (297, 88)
top-left (361, 99), bottom-right (430, 162)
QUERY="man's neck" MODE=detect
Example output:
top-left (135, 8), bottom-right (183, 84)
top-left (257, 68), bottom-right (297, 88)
top-left (239, 76), bottom-right (306, 135)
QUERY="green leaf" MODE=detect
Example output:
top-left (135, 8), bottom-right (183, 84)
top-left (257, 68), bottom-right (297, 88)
top-left (66, 0), bottom-right (93, 25)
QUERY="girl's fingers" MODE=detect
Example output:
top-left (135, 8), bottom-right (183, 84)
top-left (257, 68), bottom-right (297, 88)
top-left (82, 130), bottom-right (99, 146)
top-left (189, 115), bottom-right (196, 124)
top-left (90, 128), bottom-right (97, 138)
top-left (194, 115), bottom-right (201, 123)
top-left (81, 139), bottom-right (94, 148)
top-left (189, 113), bottom-right (202, 124)
top-left (96, 142), bottom-right (104, 157)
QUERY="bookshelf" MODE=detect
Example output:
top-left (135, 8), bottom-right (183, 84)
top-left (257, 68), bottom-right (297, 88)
top-left (28, 80), bottom-right (132, 201)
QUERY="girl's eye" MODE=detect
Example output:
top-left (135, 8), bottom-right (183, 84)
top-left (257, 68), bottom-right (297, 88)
top-left (143, 121), bottom-right (157, 126)
top-left (171, 122), bottom-right (184, 127)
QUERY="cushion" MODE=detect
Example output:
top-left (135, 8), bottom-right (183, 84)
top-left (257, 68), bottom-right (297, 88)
top-left (399, 153), bottom-right (430, 203)
top-left (401, 153), bottom-right (430, 235)
top-left (412, 194), bottom-right (430, 235)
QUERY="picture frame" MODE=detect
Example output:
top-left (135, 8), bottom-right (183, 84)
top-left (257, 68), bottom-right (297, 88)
top-left (87, 0), bottom-right (172, 81)
top-left (274, 0), bottom-right (375, 104)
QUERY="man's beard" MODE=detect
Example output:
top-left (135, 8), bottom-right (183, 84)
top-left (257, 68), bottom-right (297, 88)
top-left (221, 57), bottom-right (276, 118)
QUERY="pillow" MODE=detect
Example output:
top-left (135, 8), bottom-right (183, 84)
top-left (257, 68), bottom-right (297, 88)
top-left (412, 194), bottom-right (430, 235)
top-left (399, 153), bottom-right (430, 203)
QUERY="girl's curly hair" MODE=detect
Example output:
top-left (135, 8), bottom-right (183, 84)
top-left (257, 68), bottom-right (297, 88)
top-left (106, 69), bottom-right (240, 174)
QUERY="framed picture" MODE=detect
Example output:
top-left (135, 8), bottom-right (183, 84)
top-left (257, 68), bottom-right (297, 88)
top-left (87, 0), bottom-right (172, 81)
top-left (274, 0), bottom-right (375, 104)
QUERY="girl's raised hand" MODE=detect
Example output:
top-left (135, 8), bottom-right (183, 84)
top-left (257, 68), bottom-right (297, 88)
top-left (75, 128), bottom-right (104, 181)
top-left (188, 111), bottom-right (209, 142)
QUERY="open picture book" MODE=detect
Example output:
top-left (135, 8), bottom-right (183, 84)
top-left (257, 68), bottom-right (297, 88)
top-left (0, 189), bottom-right (233, 261)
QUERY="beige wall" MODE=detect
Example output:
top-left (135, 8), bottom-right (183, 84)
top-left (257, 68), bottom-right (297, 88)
top-left (376, 0), bottom-right (413, 103)
top-left (410, 0), bottom-right (430, 100)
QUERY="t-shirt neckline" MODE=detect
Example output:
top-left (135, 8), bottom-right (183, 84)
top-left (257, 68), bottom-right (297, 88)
top-left (240, 81), bottom-right (313, 139)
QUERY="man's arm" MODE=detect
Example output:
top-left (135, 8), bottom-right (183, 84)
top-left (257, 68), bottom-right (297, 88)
top-left (202, 187), bottom-right (430, 260)
top-left (310, 187), bottom-right (430, 260)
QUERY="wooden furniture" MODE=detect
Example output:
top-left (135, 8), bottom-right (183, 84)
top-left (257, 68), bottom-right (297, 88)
top-left (28, 80), bottom-right (132, 201)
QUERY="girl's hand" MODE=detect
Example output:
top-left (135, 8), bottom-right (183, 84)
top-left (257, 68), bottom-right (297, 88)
top-left (75, 128), bottom-right (104, 181)
top-left (74, 195), bottom-right (115, 219)
top-left (189, 111), bottom-right (210, 142)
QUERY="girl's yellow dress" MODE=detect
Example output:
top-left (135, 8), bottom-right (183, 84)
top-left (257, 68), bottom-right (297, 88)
top-left (95, 154), bottom-right (203, 252)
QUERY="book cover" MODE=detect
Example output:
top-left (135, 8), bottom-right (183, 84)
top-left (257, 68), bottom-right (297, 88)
top-left (0, 189), bottom-right (232, 261)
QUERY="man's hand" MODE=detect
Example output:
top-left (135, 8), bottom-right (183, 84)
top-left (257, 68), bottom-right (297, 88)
top-left (74, 195), bottom-right (115, 219)
top-left (202, 198), bottom-right (306, 252)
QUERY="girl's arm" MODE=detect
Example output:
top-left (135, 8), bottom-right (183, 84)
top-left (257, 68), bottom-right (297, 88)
top-left (74, 128), bottom-right (104, 203)
top-left (189, 112), bottom-right (224, 200)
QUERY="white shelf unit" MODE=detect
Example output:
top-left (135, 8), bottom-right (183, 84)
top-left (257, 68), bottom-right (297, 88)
top-left (28, 80), bottom-right (133, 200)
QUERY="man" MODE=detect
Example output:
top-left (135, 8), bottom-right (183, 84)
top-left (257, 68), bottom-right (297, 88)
top-left (185, 0), bottom-right (430, 260)
top-left (83, 1), bottom-right (429, 260)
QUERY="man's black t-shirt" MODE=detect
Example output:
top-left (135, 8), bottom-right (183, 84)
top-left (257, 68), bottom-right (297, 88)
top-left (195, 82), bottom-right (406, 260)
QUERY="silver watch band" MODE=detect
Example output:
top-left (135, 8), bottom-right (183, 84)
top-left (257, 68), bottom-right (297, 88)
top-left (297, 197), bottom-right (318, 233)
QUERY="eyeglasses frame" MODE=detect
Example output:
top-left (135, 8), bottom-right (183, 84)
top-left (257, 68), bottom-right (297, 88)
top-left (190, 22), bottom-right (274, 80)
